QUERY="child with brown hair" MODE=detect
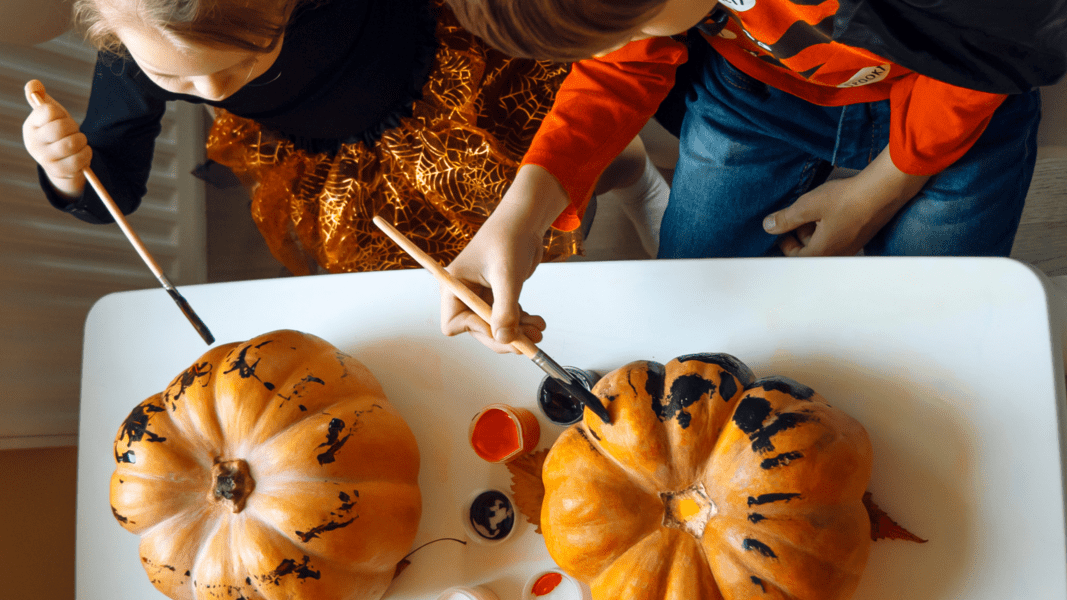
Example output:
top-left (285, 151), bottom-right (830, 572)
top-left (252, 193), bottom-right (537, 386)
top-left (439, 0), bottom-right (1043, 352)
top-left (23, 0), bottom-right (664, 288)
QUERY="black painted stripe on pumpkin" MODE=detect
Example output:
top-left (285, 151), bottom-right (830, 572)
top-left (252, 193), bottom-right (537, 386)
top-left (644, 361), bottom-right (667, 404)
top-left (111, 505), bottom-right (131, 524)
top-left (752, 376), bottom-right (815, 400)
top-left (751, 576), bottom-right (767, 593)
top-left (165, 362), bottom-right (212, 409)
top-left (315, 418), bottom-right (352, 465)
top-left (751, 412), bottom-right (813, 454)
top-left (719, 371), bottom-right (738, 402)
top-left (658, 373), bottom-right (716, 428)
top-left (742, 538), bottom-right (778, 559)
top-left (296, 517), bottom-right (357, 542)
top-left (748, 512), bottom-right (766, 524)
top-left (733, 396), bottom-right (773, 434)
top-left (748, 492), bottom-right (801, 506)
top-left (675, 353), bottom-right (756, 387)
top-left (223, 343), bottom-right (276, 391)
top-left (260, 556), bottom-right (321, 585)
top-left (760, 451), bottom-right (804, 470)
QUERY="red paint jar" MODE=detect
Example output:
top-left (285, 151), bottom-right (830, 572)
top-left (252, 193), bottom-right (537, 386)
top-left (468, 404), bottom-right (540, 463)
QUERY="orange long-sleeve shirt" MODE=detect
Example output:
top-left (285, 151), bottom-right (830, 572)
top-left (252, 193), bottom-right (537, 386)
top-left (523, 2), bottom-right (1007, 232)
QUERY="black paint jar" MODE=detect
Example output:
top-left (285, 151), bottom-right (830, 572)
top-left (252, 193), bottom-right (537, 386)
top-left (537, 367), bottom-right (600, 426)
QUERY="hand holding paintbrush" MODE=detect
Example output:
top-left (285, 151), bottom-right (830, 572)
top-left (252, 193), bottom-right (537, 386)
top-left (24, 81), bottom-right (215, 345)
top-left (373, 215), bottom-right (611, 423)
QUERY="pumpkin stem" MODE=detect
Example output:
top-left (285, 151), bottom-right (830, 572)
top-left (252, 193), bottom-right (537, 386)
top-left (210, 459), bottom-right (255, 513)
top-left (661, 484), bottom-right (715, 539)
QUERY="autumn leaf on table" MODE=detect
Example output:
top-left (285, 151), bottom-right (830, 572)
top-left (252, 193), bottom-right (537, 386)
top-left (507, 449), bottom-right (549, 534)
top-left (863, 491), bottom-right (928, 543)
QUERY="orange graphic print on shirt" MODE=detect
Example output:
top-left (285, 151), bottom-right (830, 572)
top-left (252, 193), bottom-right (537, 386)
top-left (706, 0), bottom-right (907, 104)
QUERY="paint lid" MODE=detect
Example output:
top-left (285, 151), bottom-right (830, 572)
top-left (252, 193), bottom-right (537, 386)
top-left (461, 489), bottom-right (519, 545)
top-left (522, 569), bottom-right (591, 600)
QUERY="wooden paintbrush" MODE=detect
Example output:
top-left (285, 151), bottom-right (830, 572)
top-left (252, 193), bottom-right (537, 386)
top-left (28, 91), bottom-right (215, 345)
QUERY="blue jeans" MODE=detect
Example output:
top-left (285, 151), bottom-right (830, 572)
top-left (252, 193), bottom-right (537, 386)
top-left (658, 50), bottom-right (1042, 258)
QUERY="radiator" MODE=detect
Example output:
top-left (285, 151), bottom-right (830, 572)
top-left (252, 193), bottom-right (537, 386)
top-left (0, 33), bottom-right (206, 450)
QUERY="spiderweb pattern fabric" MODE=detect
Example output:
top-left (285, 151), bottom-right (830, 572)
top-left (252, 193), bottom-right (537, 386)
top-left (205, 1), bottom-right (581, 275)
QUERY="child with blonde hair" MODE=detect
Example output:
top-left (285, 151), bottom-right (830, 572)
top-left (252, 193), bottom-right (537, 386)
top-left (25, 0), bottom-right (662, 286)
top-left (439, 0), bottom-right (1043, 352)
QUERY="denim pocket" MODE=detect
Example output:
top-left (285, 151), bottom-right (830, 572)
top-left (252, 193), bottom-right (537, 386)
top-left (712, 52), bottom-right (770, 99)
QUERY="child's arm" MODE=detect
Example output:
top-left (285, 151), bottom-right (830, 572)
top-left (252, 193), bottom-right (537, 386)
top-left (762, 147), bottom-right (930, 256)
top-left (440, 38), bottom-right (687, 352)
top-left (26, 57), bottom-right (166, 225)
top-left (763, 74), bottom-right (1008, 256)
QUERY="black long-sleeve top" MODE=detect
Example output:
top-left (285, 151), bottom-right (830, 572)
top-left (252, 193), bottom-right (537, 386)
top-left (40, 0), bottom-right (437, 224)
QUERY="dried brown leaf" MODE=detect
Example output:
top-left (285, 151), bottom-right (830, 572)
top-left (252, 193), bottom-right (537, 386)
top-left (508, 449), bottom-right (550, 534)
top-left (863, 491), bottom-right (928, 543)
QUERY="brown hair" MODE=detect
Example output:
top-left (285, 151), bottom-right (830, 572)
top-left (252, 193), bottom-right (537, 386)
top-left (73, 0), bottom-right (316, 55)
top-left (446, 0), bottom-right (664, 61)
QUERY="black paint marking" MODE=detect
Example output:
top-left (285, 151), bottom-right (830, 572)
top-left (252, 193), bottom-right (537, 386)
top-left (295, 517), bottom-right (356, 542)
top-left (589, 428), bottom-right (602, 441)
top-left (224, 343), bottom-right (276, 391)
top-left (316, 418), bottom-right (351, 465)
top-left (111, 505), bottom-right (131, 524)
top-left (742, 538), bottom-right (778, 559)
top-left (164, 362), bottom-right (212, 410)
top-left (760, 451), bottom-right (804, 470)
top-left (656, 373), bottom-right (717, 428)
top-left (279, 375), bottom-right (327, 407)
top-left (748, 512), bottom-right (766, 524)
top-left (260, 556), bottom-right (321, 585)
top-left (733, 396), bottom-right (773, 434)
top-left (750, 412), bottom-right (812, 454)
top-left (719, 371), bottom-right (738, 402)
top-left (751, 576), bottom-right (767, 592)
top-left (675, 353), bottom-right (756, 387)
top-left (754, 376), bottom-right (815, 400)
top-left (748, 493), bottom-right (801, 506)
top-left (116, 402), bottom-right (167, 463)
top-left (298, 405), bottom-right (307, 412)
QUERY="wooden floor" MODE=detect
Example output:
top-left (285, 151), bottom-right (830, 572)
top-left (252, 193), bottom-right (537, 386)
top-left (205, 158), bottom-right (1067, 282)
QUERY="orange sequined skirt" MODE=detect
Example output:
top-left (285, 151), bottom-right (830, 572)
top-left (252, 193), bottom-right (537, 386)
top-left (205, 3), bottom-right (581, 275)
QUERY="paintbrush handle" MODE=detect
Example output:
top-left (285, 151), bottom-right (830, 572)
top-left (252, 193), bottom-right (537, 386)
top-left (28, 92), bottom-right (172, 288)
top-left (371, 215), bottom-right (540, 357)
top-left (28, 89), bottom-right (215, 345)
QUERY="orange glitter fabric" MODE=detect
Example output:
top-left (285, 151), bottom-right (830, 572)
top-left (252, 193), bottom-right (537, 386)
top-left (205, 2), bottom-right (581, 275)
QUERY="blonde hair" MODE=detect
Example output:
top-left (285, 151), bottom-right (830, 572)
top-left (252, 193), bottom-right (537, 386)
top-left (446, 0), bottom-right (663, 61)
top-left (73, 0), bottom-right (315, 55)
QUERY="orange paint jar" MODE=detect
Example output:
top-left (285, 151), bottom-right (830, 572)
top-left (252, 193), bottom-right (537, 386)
top-left (469, 404), bottom-right (540, 463)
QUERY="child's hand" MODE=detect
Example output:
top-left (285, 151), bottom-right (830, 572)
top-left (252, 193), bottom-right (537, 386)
top-left (22, 80), bottom-right (90, 200)
top-left (762, 149), bottom-right (931, 256)
top-left (440, 165), bottom-right (571, 354)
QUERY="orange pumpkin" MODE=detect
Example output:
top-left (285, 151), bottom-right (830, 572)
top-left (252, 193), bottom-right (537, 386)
top-left (110, 330), bottom-right (421, 600)
top-left (541, 353), bottom-right (872, 600)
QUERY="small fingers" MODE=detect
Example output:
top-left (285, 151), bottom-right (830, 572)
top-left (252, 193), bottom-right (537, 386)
top-left (778, 232), bottom-right (803, 257)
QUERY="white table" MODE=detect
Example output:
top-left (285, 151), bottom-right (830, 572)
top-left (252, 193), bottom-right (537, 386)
top-left (77, 257), bottom-right (1067, 599)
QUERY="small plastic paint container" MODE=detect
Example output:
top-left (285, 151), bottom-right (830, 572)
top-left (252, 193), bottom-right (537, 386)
top-left (462, 489), bottom-right (517, 545)
top-left (523, 569), bottom-right (590, 600)
top-left (436, 585), bottom-right (500, 600)
top-left (537, 368), bottom-right (601, 425)
top-left (469, 403), bottom-right (541, 463)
